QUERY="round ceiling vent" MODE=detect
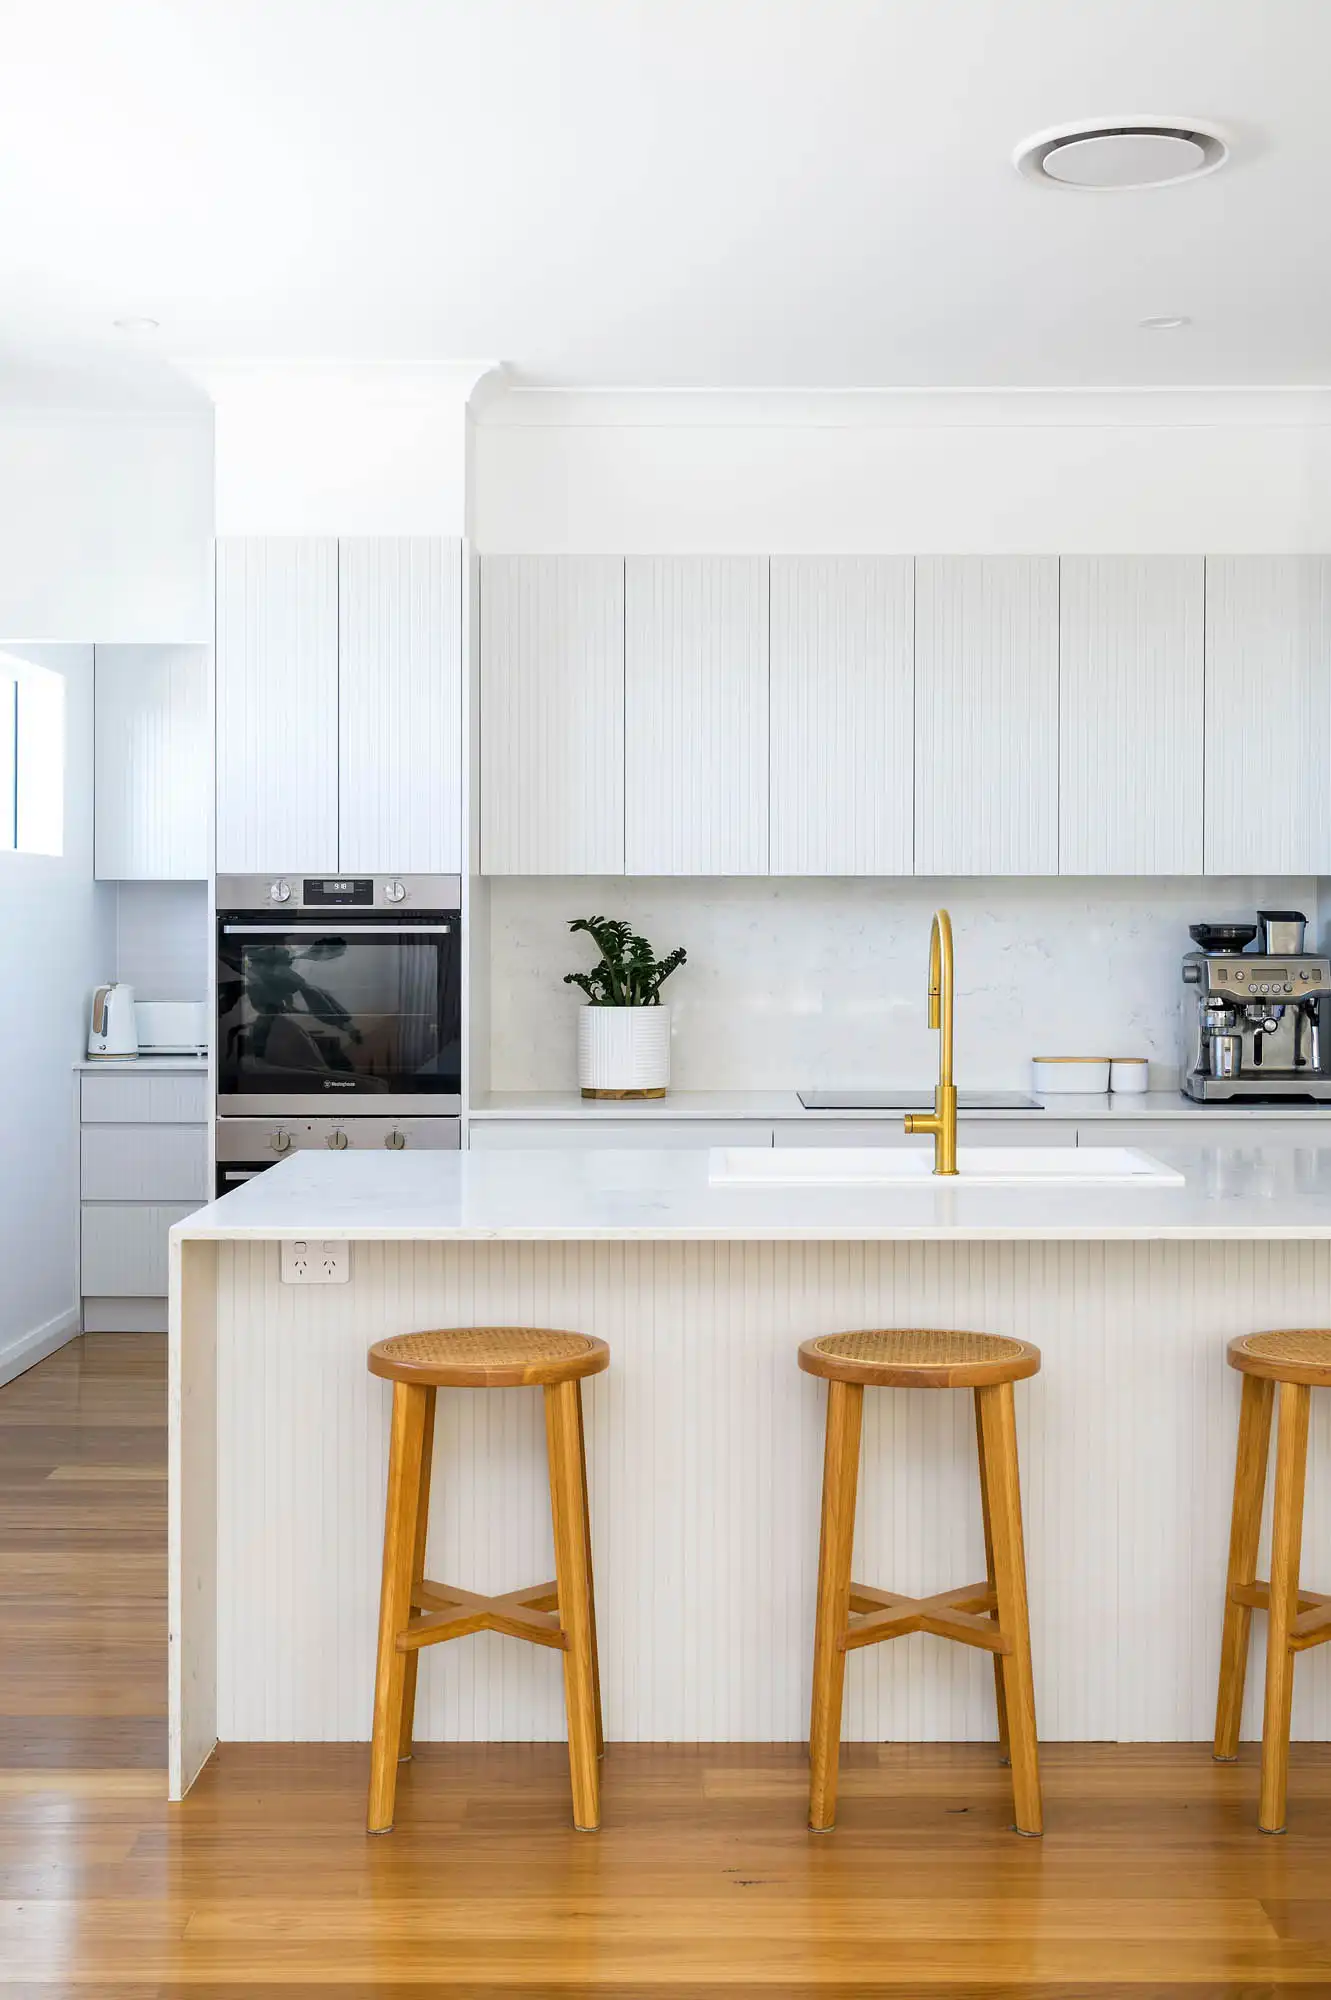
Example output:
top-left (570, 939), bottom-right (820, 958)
top-left (1013, 119), bottom-right (1229, 190)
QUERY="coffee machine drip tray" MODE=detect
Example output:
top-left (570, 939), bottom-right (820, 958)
top-left (799, 1089), bottom-right (1043, 1111)
top-left (1184, 1079), bottom-right (1331, 1104)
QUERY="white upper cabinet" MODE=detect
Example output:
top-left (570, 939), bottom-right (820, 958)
top-left (215, 538), bottom-right (338, 872)
top-left (1204, 557), bottom-right (1331, 874)
top-left (914, 557), bottom-right (1059, 875)
top-left (480, 555), bottom-right (624, 874)
top-left (769, 557), bottom-right (914, 875)
top-left (338, 538), bottom-right (462, 874)
top-left (625, 556), bottom-right (768, 875)
top-left (94, 645), bottom-right (210, 879)
top-left (1059, 557), bottom-right (1204, 875)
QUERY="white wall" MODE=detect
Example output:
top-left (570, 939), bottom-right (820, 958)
top-left (471, 388), bottom-right (1331, 553)
top-left (488, 874), bottom-right (1316, 1093)
top-left (0, 411), bottom-right (212, 639)
top-left (0, 646), bottom-right (114, 1381)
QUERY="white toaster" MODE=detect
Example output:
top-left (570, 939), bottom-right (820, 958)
top-left (134, 999), bottom-right (208, 1055)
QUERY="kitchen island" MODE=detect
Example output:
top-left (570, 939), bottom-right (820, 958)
top-left (169, 1144), bottom-right (1331, 1798)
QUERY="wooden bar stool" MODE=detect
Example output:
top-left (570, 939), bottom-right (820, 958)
top-left (799, 1328), bottom-right (1043, 1837)
top-left (366, 1326), bottom-right (609, 1835)
top-left (1214, 1329), bottom-right (1331, 1833)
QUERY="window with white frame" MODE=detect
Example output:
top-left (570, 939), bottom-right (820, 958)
top-left (0, 650), bottom-right (65, 857)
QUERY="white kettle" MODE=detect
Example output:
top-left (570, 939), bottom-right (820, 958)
top-left (88, 983), bottom-right (138, 1059)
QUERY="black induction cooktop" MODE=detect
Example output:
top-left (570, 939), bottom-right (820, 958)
top-left (798, 1090), bottom-right (1043, 1111)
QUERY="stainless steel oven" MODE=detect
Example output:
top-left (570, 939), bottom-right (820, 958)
top-left (216, 874), bottom-right (462, 1119)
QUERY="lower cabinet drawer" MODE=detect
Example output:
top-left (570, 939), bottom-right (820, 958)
top-left (81, 1124), bottom-right (208, 1201)
top-left (468, 1119), bottom-right (775, 1149)
top-left (81, 1072), bottom-right (208, 1123)
top-left (771, 1118), bottom-right (1079, 1148)
top-left (81, 1203), bottom-right (197, 1297)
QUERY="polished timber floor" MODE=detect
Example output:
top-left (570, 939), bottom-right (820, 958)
top-left (5, 1339), bottom-right (1331, 1993)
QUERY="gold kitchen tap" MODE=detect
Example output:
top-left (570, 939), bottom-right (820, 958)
top-left (904, 909), bottom-right (958, 1175)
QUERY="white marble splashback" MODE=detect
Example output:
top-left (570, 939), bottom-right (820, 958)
top-left (115, 879), bottom-right (209, 1003)
top-left (488, 876), bottom-right (1320, 1092)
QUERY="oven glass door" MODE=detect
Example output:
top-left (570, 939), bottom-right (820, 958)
top-left (217, 916), bottom-right (461, 1105)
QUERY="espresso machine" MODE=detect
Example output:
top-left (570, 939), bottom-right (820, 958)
top-left (1181, 910), bottom-right (1331, 1102)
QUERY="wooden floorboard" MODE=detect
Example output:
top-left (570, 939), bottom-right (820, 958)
top-left (4, 1334), bottom-right (1331, 1992)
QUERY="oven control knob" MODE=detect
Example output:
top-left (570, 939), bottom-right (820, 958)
top-left (327, 1128), bottom-right (349, 1150)
top-left (267, 879), bottom-right (292, 904)
top-left (383, 879), bottom-right (407, 904)
top-left (270, 1130), bottom-right (292, 1154)
top-left (385, 1128), bottom-right (406, 1150)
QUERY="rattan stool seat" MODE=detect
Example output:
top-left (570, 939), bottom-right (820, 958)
top-left (1228, 1329), bottom-right (1331, 1388)
top-left (369, 1326), bottom-right (610, 1390)
top-left (799, 1326), bottom-right (1041, 1389)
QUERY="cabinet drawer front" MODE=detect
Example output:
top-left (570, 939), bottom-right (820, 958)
top-left (1076, 1118), bottom-right (1327, 1149)
top-left (772, 1119), bottom-right (1078, 1148)
top-left (468, 1119), bottom-right (774, 1150)
top-left (81, 1125), bottom-right (208, 1202)
top-left (81, 1203), bottom-right (197, 1296)
top-left (81, 1072), bottom-right (208, 1124)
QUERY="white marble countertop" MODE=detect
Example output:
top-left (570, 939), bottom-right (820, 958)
top-left (468, 1088), bottom-right (1331, 1123)
top-left (77, 1055), bottom-right (208, 1073)
top-left (172, 1142), bottom-right (1331, 1243)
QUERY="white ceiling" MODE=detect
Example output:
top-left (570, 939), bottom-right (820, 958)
top-left (1, 0), bottom-right (1328, 401)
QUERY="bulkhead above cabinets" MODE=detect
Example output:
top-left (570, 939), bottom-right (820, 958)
top-left (476, 552), bottom-right (1331, 879)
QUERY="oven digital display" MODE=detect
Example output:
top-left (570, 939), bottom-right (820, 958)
top-left (304, 878), bottom-right (374, 906)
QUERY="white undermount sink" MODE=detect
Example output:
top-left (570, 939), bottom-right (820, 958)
top-left (708, 1146), bottom-right (1185, 1188)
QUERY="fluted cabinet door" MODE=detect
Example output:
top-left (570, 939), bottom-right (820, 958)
top-left (94, 645), bottom-right (210, 879)
top-left (1204, 557), bottom-right (1331, 873)
top-left (769, 557), bottom-right (913, 874)
top-left (914, 557), bottom-right (1058, 876)
top-left (215, 538), bottom-right (338, 872)
top-left (1059, 557), bottom-right (1204, 875)
top-left (480, 556), bottom-right (624, 874)
top-left (338, 538), bottom-right (462, 873)
top-left (625, 556), bottom-right (768, 874)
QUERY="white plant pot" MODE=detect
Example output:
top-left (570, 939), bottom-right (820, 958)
top-left (578, 1006), bottom-right (672, 1098)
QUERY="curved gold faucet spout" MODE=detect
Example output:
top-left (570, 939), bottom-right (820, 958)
top-left (904, 908), bottom-right (958, 1174)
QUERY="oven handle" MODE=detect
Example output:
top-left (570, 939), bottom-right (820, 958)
top-left (221, 924), bottom-right (454, 935)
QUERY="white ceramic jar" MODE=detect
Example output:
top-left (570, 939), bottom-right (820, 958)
top-left (1031, 1056), bottom-right (1111, 1094)
top-left (1109, 1057), bottom-right (1150, 1094)
top-left (578, 1006), bottom-right (672, 1098)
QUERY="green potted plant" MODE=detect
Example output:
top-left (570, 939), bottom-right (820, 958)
top-left (564, 916), bottom-right (687, 1098)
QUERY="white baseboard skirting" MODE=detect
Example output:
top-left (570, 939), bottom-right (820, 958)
top-left (0, 1305), bottom-right (81, 1390)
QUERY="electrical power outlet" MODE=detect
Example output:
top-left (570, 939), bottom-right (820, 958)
top-left (280, 1239), bottom-right (351, 1284)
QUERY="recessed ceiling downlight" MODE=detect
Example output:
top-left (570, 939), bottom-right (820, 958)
top-left (1014, 119), bottom-right (1229, 190)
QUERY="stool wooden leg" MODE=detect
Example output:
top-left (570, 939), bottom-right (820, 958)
top-left (974, 1388), bottom-right (1010, 1765)
top-left (808, 1378), bottom-right (863, 1832)
top-left (545, 1379), bottom-right (601, 1831)
top-left (1259, 1380), bottom-right (1311, 1833)
top-left (398, 1385), bottom-right (437, 1763)
top-left (368, 1381), bottom-right (428, 1834)
top-left (978, 1381), bottom-right (1042, 1837)
top-left (1214, 1373), bottom-right (1274, 1761)
top-left (575, 1381), bottom-right (605, 1759)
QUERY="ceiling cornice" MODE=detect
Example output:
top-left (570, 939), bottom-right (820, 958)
top-left (477, 386), bottom-right (1331, 430)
